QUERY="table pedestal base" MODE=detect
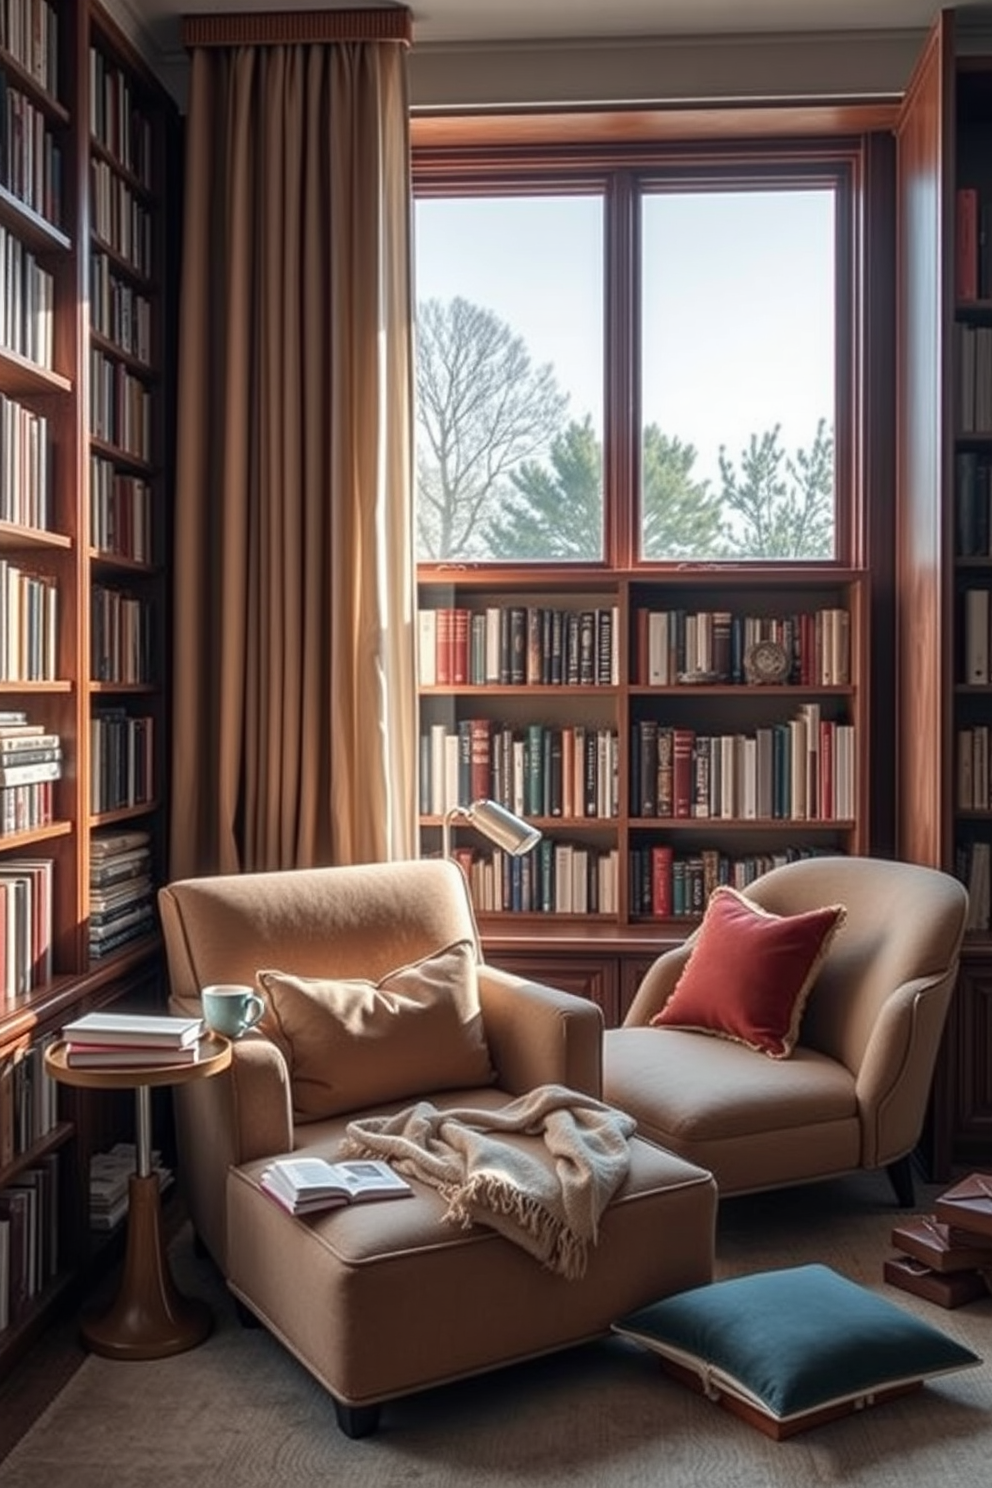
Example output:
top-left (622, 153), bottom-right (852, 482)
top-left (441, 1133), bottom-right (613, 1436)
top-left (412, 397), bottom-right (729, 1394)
top-left (82, 1174), bottom-right (212, 1360)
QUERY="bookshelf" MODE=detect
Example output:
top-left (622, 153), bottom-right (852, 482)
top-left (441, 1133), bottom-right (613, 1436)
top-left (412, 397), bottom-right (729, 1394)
top-left (418, 565), bottom-right (868, 1023)
top-left (896, 8), bottom-right (992, 1175)
top-left (0, 0), bottom-right (179, 1378)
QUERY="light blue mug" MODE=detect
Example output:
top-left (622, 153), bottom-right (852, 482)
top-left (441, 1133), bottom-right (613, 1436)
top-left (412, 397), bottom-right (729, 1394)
top-left (201, 983), bottom-right (266, 1040)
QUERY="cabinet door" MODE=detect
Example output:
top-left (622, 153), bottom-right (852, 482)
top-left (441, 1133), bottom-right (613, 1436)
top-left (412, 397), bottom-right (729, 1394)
top-left (619, 956), bottom-right (662, 1023)
top-left (947, 956), bottom-right (992, 1168)
top-left (483, 950), bottom-right (619, 1027)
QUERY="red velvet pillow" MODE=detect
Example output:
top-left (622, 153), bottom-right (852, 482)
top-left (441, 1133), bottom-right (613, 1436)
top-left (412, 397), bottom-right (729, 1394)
top-left (650, 886), bottom-right (846, 1058)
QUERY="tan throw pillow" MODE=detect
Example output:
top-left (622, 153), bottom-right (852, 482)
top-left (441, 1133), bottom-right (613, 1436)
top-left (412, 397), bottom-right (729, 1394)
top-left (256, 939), bottom-right (495, 1122)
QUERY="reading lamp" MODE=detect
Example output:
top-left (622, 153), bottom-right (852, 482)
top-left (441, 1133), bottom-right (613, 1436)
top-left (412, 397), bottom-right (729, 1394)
top-left (442, 799), bottom-right (541, 862)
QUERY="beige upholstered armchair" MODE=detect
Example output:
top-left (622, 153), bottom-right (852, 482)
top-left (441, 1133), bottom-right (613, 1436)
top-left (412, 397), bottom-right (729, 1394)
top-left (159, 858), bottom-right (716, 1436)
top-left (603, 856), bottom-right (968, 1205)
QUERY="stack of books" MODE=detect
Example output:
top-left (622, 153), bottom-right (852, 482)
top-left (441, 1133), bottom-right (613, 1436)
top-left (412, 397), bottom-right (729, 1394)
top-left (89, 1142), bottom-right (172, 1232)
top-left (884, 1172), bottom-right (992, 1308)
top-left (89, 828), bottom-right (155, 958)
top-left (59, 1010), bottom-right (205, 1068)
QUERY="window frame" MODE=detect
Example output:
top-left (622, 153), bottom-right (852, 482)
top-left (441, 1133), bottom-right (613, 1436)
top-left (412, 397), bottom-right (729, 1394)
top-left (412, 126), bottom-right (871, 576)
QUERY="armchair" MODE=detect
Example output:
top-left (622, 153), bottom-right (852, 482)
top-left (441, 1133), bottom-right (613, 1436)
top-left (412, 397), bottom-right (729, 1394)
top-left (159, 858), bottom-right (716, 1435)
top-left (603, 856), bottom-right (968, 1205)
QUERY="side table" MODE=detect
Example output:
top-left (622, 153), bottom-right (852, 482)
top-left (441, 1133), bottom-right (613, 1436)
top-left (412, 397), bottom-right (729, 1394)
top-left (45, 1033), bottom-right (232, 1360)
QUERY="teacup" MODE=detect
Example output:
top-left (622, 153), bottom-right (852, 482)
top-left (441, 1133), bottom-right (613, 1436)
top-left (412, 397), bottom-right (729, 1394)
top-left (201, 983), bottom-right (266, 1040)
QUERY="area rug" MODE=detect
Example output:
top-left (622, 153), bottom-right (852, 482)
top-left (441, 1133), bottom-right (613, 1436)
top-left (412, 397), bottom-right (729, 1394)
top-left (2, 1174), bottom-right (991, 1488)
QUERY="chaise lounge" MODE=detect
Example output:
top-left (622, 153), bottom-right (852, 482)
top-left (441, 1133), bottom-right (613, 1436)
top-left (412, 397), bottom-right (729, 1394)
top-left (159, 858), bottom-right (717, 1436)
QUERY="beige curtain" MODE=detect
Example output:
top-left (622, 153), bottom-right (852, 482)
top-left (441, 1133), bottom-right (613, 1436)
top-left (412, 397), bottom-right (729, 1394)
top-left (170, 19), bottom-right (417, 879)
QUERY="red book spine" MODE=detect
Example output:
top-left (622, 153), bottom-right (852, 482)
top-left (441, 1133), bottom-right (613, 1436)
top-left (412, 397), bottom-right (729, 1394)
top-left (651, 844), bottom-right (673, 916)
top-left (435, 608), bottom-right (453, 686)
top-left (957, 187), bottom-right (979, 302)
top-left (451, 609), bottom-right (470, 685)
top-left (672, 728), bottom-right (695, 819)
top-left (819, 719), bottom-right (834, 820)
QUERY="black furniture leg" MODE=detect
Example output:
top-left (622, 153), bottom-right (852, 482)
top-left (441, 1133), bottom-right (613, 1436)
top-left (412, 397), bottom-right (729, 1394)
top-left (234, 1298), bottom-right (263, 1329)
top-left (887, 1155), bottom-right (915, 1207)
top-left (334, 1400), bottom-right (381, 1439)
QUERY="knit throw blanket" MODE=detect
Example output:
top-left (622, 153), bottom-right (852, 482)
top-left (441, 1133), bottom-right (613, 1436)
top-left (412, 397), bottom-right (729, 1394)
top-left (338, 1083), bottom-right (636, 1281)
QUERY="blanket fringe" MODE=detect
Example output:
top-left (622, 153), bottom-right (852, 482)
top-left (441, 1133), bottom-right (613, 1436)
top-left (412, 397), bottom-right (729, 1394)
top-left (446, 1173), bottom-right (589, 1281)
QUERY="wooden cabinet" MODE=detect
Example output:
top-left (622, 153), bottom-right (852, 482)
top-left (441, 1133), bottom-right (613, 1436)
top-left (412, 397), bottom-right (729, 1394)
top-left (896, 7), bottom-right (992, 1173)
top-left (418, 566), bottom-right (869, 945)
top-left (0, 1), bottom-right (179, 1377)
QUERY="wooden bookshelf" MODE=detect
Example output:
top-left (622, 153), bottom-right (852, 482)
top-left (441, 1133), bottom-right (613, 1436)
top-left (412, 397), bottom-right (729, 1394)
top-left (418, 563), bottom-right (869, 1021)
top-left (0, 0), bottom-right (179, 1378)
top-left (896, 7), bottom-right (992, 1177)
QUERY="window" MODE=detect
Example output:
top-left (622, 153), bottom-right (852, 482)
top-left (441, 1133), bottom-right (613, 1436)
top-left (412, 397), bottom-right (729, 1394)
top-left (414, 192), bottom-right (605, 562)
top-left (413, 139), bottom-right (857, 568)
top-left (640, 186), bottom-right (836, 561)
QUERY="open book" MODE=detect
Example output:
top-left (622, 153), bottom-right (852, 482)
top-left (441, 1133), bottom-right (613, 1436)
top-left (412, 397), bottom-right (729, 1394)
top-left (259, 1157), bottom-right (412, 1215)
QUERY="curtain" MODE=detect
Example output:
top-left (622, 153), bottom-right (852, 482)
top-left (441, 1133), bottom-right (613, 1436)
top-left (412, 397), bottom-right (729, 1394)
top-left (170, 15), bottom-right (417, 879)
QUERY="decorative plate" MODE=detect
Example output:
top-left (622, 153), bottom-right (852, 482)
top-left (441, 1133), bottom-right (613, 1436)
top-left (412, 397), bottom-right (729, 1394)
top-left (744, 639), bottom-right (790, 685)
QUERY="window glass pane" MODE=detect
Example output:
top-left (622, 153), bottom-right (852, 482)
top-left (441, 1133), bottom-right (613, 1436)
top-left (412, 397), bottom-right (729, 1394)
top-left (414, 194), bottom-right (604, 562)
top-left (640, 188), bottom-right (836, 561)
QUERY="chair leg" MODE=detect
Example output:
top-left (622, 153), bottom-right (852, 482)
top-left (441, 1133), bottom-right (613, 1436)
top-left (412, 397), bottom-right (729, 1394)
top-left (234, 1298), bottom-right (263, 1329)
top-left (886, 1155), bottom-right (915, 1207)
top-left (333, 1400), bottom-right (381, 1439)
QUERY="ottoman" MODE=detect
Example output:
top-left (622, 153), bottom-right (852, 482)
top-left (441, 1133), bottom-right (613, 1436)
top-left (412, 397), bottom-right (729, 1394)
top-left (225, 1119), bottom-right (717, 1436)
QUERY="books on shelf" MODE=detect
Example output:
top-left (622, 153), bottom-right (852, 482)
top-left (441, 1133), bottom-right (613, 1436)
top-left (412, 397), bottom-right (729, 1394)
top-left (418, 603), bottom-right (619, 688)
top-left (60, 1011), bottom-right (204, 1052)
top-left (260, 1157), bottom-right (413, 1216)
top-left (89, 1143), bottom-right (172, 1233)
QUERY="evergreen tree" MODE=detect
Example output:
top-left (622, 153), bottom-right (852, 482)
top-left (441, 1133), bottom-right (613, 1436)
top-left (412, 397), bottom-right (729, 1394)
top-left (718, 420), bottom-right (834, 559)
top-left (415, 297), bottom-right (569, 560)
top-left (485, 416), bottom-right (602, 561)
top-left (641, 426), bottom-right (724, 559)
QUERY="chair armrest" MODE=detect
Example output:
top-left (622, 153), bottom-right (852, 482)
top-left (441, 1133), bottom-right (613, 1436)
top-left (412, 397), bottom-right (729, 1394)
top-left (477, 964), bottom-right (604, 1097)
top-left (174, 1035), bottom-right (293, 1267)
top-left (623, 943), bottom-right (694, 1025)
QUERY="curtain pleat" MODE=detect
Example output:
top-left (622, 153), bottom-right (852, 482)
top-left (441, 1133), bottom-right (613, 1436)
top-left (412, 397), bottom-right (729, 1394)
top-left (170, 38), bottom-right (416, 880)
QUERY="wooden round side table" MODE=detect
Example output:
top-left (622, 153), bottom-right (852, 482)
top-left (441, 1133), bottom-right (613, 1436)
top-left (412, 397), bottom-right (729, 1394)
top-left (45, 1033), bottom-right (232, 1360)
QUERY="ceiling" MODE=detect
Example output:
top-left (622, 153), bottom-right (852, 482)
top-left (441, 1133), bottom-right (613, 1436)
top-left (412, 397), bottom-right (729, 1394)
top-left (128, 0), bottom-right (992, 51)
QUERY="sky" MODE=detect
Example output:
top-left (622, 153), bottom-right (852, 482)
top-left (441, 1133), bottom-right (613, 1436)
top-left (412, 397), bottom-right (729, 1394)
top-left (414, 188), bottom-right (835, 494)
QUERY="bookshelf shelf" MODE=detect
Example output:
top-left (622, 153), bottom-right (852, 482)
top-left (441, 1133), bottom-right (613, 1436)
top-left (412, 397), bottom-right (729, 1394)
top-left (418, 565), bottom-right (868, 947)
top-left (0, 0), bottom-right (179, 1379)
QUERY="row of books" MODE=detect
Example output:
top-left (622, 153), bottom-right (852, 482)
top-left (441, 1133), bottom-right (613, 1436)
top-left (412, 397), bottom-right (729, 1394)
top-left (90, 456), bottom-right (153, 562)
top-left (89, 830), bottom-right (156, 960)
top-left (956, 322), bottom-right (992, 435)
top-left (0, 557), bottom-right (57, 681)
top-left (884, 1173), bottom-right (992, 1310)
top-left (956, 727), bottom-right (992, 811)
top-left (0, 1157), bottom-right (59, 1333)
top-left (0, 223), bottom-right (53, 370)
top-left (90, 709), bottom-right (153, 814)
top-left (91, 253), bottom-right (152, 367)
top-left (0, 1), bottom-right (59, 100)
top-left (0, 391), bottom-right (50, 532)
top-left (418, 604), bottom-right (619, 689)
top-left (0, 70), bottom-right (63, 226)
top-left (0, 855), bottom-right (52, 999)
top-left (421, 721), bottom-right (620, 821)
top-left (629, 845), bottom-right (833, 919)
top-left (633, 606), bottom-right (851, 687)
top-left (91, 584), bottom-right (152, 685)
top-left (89, 347), bottom-right (153, 462)
top-left (89, 46), bottom-right (153, 190)
top-left (453, 841), bottom-right (619, 916)
top-left (957, 840), bottom-right (991, 931)
top-left (960, 588), bottom-right (992, 685)
top-left (955, 187), bottom-right (992, 303)
top-left (90, 159), bottom-right (153, 280)
top-left (0, 780), bottom-right (53, 835)
top-left (0, 1032), bottom-right (57, 1169)
top-left (954, 451), bottom-right (992, 558)
top-left (630, 712), bottom-right (857, 823)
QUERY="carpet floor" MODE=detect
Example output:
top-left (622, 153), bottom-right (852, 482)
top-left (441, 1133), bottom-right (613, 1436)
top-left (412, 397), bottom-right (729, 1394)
top-left (1, 1172), bottom-right (991, 1487)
